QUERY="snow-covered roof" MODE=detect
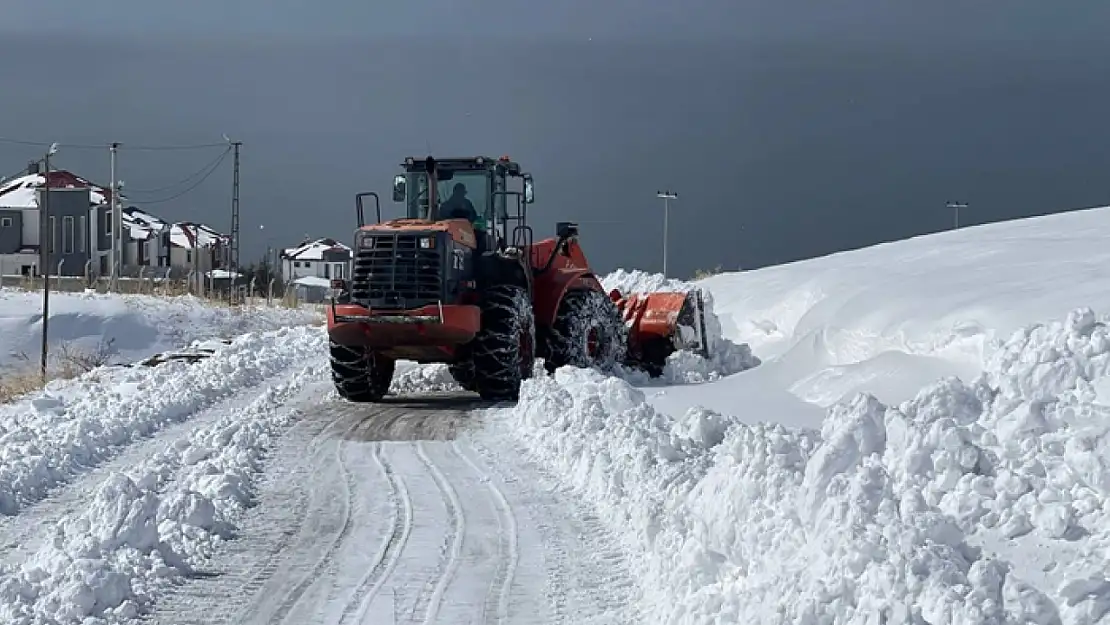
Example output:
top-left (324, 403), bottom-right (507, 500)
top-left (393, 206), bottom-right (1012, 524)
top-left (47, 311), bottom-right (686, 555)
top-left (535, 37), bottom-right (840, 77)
top-left (282, 237), bottom-right (352, 261)
top-left (122, 207), bottom-right (167, 241)
top-left (169, 222), bottom-right (227, 249)
top-left (293, 275), bottom-right (332, 288)
top-left (0, 170), bottom-right (118, 209)
top-left (205, 269), bottom-right (242, 279)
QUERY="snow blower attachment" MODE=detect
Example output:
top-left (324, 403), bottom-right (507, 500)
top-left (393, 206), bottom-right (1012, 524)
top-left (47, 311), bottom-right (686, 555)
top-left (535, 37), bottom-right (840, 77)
top-left (325, 155), bottom-right (711, 402)
top-left (611, 289), bottom-right (711, 376)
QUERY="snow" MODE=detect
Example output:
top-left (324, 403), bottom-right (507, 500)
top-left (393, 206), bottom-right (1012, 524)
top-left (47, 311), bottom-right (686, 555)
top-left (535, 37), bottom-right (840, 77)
top-left (491, 309), bottom-right (1110, 624)
top-left (0, 172), bottom-right (109, 208)
top-left (601, 269), bottom-right (761, 385)
top-left (205, 269), bottom-right (242, 279)
top-left (487, 206), bottom-right (1110, 623)
top-left (3, 202), bottom-right (1110, 622)
top-left (168, 223), bottom-right (225, 249)
top-left (0, 326), bottom-right (324, 515)
top-left (281, 238), bottom-right (351, 262)
top-left (122, 208), bottom-right (166, 241)
top-left (699, 204), bottom-right (1110, 411)
top-left (0, 327), bottom-right (328, 624)
top-left (0, 289), bottom-right (321, 371)
top-left (292, 275), bottom-right (331, 288)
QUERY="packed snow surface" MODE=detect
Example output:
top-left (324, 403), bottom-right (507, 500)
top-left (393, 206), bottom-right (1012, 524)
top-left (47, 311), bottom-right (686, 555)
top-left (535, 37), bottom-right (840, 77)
top-left (0, 289), bottom-right (321, 370)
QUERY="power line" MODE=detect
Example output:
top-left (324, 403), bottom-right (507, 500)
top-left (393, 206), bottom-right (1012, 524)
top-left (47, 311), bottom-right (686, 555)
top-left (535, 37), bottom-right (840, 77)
top-left (124, 148), bottom-right (234, 194)
top-left (128, 147), bottom-right (232, 204)
top-left (0, 136), bottom-right (231, 151)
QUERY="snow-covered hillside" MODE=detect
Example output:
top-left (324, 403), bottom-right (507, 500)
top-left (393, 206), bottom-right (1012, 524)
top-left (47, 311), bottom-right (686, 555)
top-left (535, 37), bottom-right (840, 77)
top-left (0, 289), bottom-right (321, 370)
top-left (484, 206), bottom-right (1110, 624)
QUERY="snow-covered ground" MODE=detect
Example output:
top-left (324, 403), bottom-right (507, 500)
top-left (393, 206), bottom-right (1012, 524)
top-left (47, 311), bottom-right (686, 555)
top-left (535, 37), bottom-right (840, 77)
top-left (0, 289), bottom-right (321, 371)
top-left (483, 205), bottom-right (1110, 624)
top-left (4, 205), bottom-right (1110, 624)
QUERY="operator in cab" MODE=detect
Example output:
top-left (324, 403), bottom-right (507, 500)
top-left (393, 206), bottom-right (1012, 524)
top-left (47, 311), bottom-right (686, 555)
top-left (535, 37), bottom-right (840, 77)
top-left (440, 183), bottom-right (477, 222)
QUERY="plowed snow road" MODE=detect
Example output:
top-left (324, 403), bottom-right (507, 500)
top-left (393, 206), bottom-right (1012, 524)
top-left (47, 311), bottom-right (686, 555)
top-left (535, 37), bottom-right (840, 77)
top-left (142, 390), bottom-right (640, 625)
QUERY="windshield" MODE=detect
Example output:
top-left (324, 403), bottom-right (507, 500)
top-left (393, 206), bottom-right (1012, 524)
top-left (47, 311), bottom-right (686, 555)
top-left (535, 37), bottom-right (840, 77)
top-left (405, 170), bottom-right (490, 223)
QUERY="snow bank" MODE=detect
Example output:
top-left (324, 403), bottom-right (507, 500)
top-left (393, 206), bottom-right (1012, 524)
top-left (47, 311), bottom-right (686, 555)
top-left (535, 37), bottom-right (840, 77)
top-left (601, 269), bottom-right (760, 382)
top-left (0, 358), bottom-right (326, 624)
top-left (492, 307), bottom-right (1110, 624)
top-left (0, 326), bottom-right (327, 516)
top-left (0, 289), bottom-right (321, 370)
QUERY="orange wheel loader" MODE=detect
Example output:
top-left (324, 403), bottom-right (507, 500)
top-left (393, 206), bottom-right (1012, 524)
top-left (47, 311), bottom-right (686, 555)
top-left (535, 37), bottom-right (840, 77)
top-left (326, 155), bottom-right (710, 402)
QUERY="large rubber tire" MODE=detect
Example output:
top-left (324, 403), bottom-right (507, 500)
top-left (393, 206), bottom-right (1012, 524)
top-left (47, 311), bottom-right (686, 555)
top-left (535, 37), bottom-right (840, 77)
top-left (545, 289), bottom-right (628, 373)
top-left (329, 340), bottom-right (395, 402)
top-left (469, 285), bottom-right (536, 401)
top-left (448, 352), bottom-right (478, 392)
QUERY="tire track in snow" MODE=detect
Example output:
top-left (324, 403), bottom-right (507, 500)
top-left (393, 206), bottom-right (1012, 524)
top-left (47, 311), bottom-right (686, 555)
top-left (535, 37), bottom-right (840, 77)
top-left (453, 440), bottom-right (520, 625)
top-left (338, 441), bottom-right (414, 625)
top-left (148, 402), bottom-right (347, 625)
top-left (467, 435), bottom-right (643, 624)
top-left (411, 441), bottom-right (465, 625)
top-left (265, 418), bottom-right (361, 625)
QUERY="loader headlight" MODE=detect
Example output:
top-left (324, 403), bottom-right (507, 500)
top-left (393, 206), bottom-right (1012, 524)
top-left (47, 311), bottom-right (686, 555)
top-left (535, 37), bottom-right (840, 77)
top-left (418, 236), bottom-right (435, 249)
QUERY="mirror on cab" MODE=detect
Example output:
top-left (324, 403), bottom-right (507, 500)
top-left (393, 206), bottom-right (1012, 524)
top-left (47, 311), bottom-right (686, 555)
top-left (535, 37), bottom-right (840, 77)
top-left (392, 174), bottom-right (406, 202)
top-left (523, 176), bottom-right (535, 204)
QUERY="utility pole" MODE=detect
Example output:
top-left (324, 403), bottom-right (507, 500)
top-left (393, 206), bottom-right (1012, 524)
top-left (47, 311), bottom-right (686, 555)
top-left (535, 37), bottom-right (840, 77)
top-left (109, 142), bottom-right (121, 291)
top-left (656, 190), bottom-right (677, 277)
top-left (41, 142), bottom-right (58, 382)
top-left (946, 201), bottom-right (969, 229)
top-left (229, 140), bottom-right (242, 304)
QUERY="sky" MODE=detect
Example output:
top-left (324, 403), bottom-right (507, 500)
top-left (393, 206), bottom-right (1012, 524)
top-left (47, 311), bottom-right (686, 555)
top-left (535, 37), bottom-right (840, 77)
top-left (2, 1), bottom-right (1110, 277)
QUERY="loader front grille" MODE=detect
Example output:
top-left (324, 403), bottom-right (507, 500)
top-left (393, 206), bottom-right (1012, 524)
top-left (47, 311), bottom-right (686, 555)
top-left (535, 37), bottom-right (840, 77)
top-left (350, 233), bottom-right (444, 309)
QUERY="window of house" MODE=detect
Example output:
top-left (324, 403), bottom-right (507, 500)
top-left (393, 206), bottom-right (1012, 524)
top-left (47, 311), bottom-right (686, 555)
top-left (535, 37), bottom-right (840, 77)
top-left (294, 261), bottom-right (301, 268)
top-left (49, 216), bottom-right (56, 254)
top-left (324, 264), bottom-right (330, 278)
top-left (62, 216), bottom-right (74, 254)
top-left (79, 216), bottom-right (86, 252)
top-left (303, 261), bottom-right (312, 268)
top-left (335, 264), bottom-right (344, 279)
top-left (0, 217), bottom-right (11, 228)
top-left (186, 250), bottom-right (192, 263)
top-left (104, 211), bottom-right (111, 235)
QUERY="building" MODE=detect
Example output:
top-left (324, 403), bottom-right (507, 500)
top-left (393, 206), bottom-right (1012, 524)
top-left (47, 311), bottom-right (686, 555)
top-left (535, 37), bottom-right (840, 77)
top-left (280, 237), bottom-right (352, 281)
top-left (165, 222), bottom-right (227, 272)
top-left (0, 163), bottom-right (227, 278)
top-left (280, 237), bottom-right (352, 302)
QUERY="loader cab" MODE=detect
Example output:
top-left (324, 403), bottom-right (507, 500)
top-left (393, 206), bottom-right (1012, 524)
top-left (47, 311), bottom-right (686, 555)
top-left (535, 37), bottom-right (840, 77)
top-left (392, 156), bottom-right (535, 252)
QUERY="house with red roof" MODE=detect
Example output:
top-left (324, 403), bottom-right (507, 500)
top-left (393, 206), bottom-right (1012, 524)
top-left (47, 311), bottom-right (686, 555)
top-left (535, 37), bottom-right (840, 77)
top-left (0, 161), bottom-right (229, 279)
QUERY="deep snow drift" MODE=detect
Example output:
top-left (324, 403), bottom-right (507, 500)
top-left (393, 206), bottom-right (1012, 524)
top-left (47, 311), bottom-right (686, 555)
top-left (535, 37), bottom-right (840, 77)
top-left (0, 289), bottom-right (321, 370)
top-left (701, 204), bottom-right (1110, 411)
top-left (491, 207), bottom-right (1110, 624)
top-left (490, 307), bottom-right (1110, 625)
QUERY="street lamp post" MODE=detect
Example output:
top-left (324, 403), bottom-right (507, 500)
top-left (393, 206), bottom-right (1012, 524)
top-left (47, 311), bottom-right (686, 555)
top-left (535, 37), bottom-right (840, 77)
top-left (946, 201), bottom-right (969, 229)
top-left (656, 190), bottom-right (677, 276)
top-left (41, 142), bottom-right (58, 381)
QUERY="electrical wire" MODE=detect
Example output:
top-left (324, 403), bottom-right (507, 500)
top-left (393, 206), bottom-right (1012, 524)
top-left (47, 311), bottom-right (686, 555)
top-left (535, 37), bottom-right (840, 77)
top-left (126, 147), bottom-right (231, 204)
top-left (123, 148), bottom-right (234, 194)
top-left (0, 136), bottom-right (234, 151)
